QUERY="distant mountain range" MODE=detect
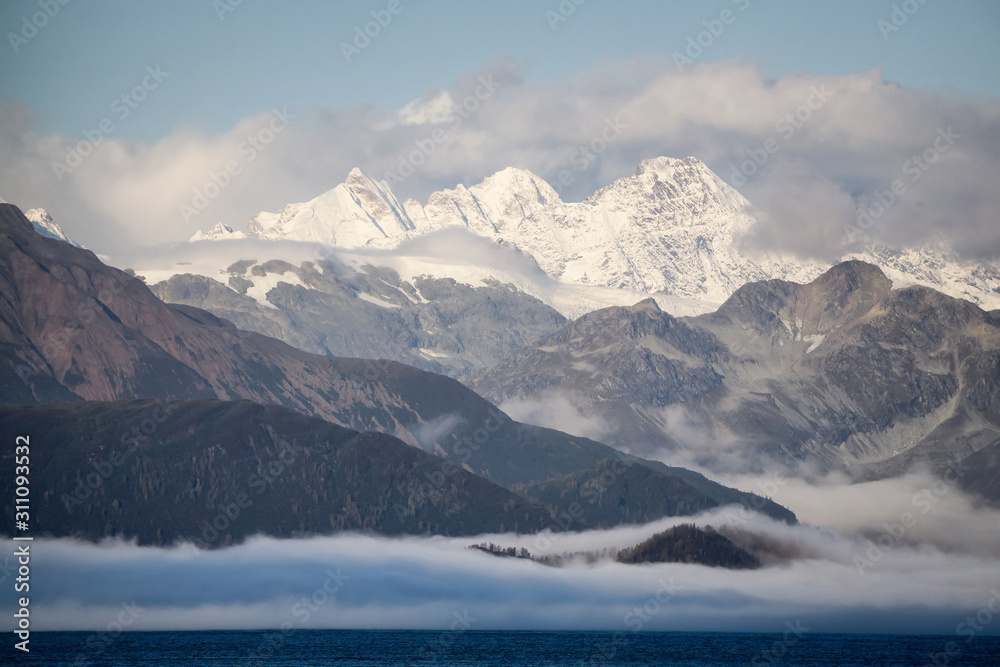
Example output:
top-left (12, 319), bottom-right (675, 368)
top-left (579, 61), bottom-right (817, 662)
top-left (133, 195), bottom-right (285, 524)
top-left (143, 158), bottom-right (993, 505)
top-left (189, 156), bottom-right (1000, 310)
top-left (140, 156), bottom-right (1000, 381)
top-left (473, 261), bottom-right (1000, 503)
top-left (0, 203), bottom-right (792, 543)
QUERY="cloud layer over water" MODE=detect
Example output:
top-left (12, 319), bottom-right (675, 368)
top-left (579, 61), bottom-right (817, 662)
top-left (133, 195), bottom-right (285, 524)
top-left (8, 483), bottom-right (1000, 638)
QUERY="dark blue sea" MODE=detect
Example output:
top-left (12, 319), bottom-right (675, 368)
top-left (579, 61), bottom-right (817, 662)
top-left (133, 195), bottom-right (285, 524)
top-left (6, 630), bottom-right (1000, 666)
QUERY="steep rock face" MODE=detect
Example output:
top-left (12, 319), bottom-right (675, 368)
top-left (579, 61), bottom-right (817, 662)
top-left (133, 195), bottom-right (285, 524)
top-left (168, 158), bottom-right (997, 387)
top-left (244, 168), bottom-right (415, 246)
top-left (473, 261), bottom-right (1000, 476)
top-left (474, 298), bottom-right (728, 450)
top-left (152, 258), bottom-right (567, 380)
top-left (228, 157), bottom-right (820, 300)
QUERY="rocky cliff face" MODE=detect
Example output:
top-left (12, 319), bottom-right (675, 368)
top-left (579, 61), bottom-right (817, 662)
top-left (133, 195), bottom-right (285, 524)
top-left (152, 256), bottom-right (567, 381)
top-left (473, 261), bottom-right (1000, 485)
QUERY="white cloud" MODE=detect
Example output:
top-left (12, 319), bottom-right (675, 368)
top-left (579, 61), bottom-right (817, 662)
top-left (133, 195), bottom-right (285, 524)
top-left (396, 90), bottom-right (456, 126)
top-left (2, 58), bottom-right (999, 262)
top-left (500, 389), bottom-right (615, 442)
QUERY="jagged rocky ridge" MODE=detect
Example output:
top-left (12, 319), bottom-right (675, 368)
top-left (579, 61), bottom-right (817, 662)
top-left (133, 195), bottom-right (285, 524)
top-left (472, 261), bottom-right (1000, 503)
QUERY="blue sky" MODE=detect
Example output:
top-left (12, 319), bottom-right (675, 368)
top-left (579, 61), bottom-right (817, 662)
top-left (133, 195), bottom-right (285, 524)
top-left (2, 0), bottom-right (998, 143)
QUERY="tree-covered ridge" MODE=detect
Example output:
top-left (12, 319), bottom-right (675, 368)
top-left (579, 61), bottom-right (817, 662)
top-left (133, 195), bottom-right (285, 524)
top-left (617, 524), bottom-right (759, 569)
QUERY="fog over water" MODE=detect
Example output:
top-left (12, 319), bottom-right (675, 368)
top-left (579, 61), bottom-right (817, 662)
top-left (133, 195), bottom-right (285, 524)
top-left (7, 472), bottom-right (999, 637)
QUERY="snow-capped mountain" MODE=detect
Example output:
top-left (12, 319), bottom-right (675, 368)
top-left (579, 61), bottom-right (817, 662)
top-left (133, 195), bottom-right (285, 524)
top-left (191, 157), bottom-right (1000, 311)
top-left (190, 222), bottom-right (244, 241)
top-left (24, 208), bottom-right (82, 248)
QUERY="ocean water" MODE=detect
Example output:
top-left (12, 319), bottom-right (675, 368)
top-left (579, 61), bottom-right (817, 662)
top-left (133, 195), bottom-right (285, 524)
top-left (8, 630), bottom-right (1000, 666)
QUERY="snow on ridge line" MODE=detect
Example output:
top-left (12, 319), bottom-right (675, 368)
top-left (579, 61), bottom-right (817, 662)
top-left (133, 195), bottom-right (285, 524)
top-left (25, 208), bottom-right (83, 248)
top-left (182, 156), bottom-right (1000, 312)
top-left (188, 156), bottom-right (772, 298)
top-left (190, 223), bottom-right (245, 241)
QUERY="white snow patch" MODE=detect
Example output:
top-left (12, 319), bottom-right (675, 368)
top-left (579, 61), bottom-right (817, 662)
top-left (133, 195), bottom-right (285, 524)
top-left (244, 272), bottom-right (304, 309)
top-left (803, 334), bottom-right (826, 353)
top-left (356, 292), bottom-right (400, 309)
top-left (418, 348), bottom-right (451, 359)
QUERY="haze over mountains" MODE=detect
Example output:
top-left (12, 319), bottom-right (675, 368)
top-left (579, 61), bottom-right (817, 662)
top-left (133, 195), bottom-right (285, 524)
top-left (475, 261), bottom-right (1000, 500)
top-left (2, 154), bottom-right (997, 544)
top-left (120, 155), bottom-right (999, 506)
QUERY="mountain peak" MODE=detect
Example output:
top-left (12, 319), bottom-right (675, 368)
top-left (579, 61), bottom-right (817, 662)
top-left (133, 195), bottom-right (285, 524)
top-left (177, 158), bottom-right (998, 312)
top-left (813, 260), bottom-right (891, 294)
top-left (711, 260), bottom-right (894, 335)
top-left (23, 207), bottom-right (82, 247)
top-left (190, 222), bottom-right (244, 242)
top-left (631, 297), bottom-right (663, 314)
top-left (635, 155), bottom-right (704, 178)
top-left (472, 166), bottom-right (560, 205)
top-left (344, 166), bottom-right (379, 188)
top-left (0, 203), bottom-right (35, 236)
top-left (480, 165), bottom-right (545, 183)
